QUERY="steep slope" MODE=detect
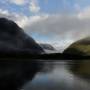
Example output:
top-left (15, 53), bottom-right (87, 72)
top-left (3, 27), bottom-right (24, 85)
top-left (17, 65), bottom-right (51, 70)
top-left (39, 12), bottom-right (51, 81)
top-left (0, 18), bottom-right (44, 90)
top-left (63, 37), bottom-right (90, 79)
top-left (63, 37), bottom-right (90, 56)
top-left (0, 18), bottom-right (44, 54)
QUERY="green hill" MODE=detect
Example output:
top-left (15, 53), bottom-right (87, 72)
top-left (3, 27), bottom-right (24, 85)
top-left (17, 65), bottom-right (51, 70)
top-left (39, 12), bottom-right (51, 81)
top-left (63, 37), bottom-right (90, 79)
top-left (63, 37), bottom-right (90, 56)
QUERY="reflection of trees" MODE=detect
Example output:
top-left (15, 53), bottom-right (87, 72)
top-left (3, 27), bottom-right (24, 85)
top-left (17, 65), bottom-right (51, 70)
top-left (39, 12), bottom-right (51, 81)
top-left (69, 60), bottom-right (90, 80)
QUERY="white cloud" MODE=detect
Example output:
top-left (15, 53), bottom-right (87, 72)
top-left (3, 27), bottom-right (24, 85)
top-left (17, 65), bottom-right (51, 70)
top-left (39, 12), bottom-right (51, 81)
top-left (23, 13), bottom-right (90, 50)
top-left (0, 9), bottom-right (27, 27)
top-left (8, 0), bottom-right (40, 13)
top-left (8, 0), bottom-right (26, 5)
top-left (0, 9), bottom-right (48, 27)
top-left (0, 9), bottom-right (9, 16)
top-left (1, 6), bottom-right (90, 51)
top-left (29, 0), bottom-right (40, 13)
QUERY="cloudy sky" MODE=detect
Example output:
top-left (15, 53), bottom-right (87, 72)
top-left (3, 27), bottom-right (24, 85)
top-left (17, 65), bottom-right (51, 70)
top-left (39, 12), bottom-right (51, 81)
top-left (0, 0), bottom-right (90, 51)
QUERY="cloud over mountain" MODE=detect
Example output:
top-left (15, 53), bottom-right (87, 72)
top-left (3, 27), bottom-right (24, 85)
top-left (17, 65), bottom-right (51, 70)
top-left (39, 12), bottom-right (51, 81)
top-left (0, 6), bottom-right (90, 50)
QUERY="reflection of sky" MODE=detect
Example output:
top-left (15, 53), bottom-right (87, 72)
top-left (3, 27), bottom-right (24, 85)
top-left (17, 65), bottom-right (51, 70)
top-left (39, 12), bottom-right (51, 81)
top-left (31, 73), bottom-right (49, 84)
top-left (23, 62), bottom-right (90, 90)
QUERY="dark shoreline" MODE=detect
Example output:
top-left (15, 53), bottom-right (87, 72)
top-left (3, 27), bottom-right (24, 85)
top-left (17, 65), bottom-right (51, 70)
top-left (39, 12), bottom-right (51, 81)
top-left (0, 50), bottom-right (90, 61)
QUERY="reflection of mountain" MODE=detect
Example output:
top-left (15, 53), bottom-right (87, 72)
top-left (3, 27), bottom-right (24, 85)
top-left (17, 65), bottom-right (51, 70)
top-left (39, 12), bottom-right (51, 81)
top-left (24, 61), bottom-right (90, 90)
top-left (69, 60), bottom-right (90, 79)
top-left (0, 18), bottom-right (44, 90)
top-left (63, 37), bottom-right (90, 79)
top-left (0, 18), bottom-right (90, 90)
top-left (63, 37), bottom-right (90, 56)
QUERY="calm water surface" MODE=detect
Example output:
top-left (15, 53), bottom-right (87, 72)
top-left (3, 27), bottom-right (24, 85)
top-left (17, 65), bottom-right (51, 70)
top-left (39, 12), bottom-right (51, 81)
top-left (23, 60), bottom-right (90, 90)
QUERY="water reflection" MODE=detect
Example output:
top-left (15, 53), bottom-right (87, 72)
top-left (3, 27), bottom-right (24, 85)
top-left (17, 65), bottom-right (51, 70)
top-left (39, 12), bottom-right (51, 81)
top-left (23, 60), bottom-right (90, 90)
top-left (0, 60), bottom-right (42, 90)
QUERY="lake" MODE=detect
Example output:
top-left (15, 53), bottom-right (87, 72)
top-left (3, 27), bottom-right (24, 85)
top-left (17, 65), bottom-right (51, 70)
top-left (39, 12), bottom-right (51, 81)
top-left (23, 60), bottom-right (90, 90)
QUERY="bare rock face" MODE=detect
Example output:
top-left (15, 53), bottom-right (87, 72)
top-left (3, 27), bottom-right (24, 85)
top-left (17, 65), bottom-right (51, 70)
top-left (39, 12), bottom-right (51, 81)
top-left (0, 18), bottom-right (44, 90)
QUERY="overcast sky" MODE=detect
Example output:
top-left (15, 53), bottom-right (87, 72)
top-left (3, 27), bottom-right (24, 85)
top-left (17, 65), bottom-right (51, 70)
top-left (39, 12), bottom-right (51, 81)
top-left (0, 0), bottom-right (90, 51)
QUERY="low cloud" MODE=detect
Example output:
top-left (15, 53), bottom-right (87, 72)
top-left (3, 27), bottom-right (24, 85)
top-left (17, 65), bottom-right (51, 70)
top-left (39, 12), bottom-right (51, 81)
top-left (24, 14), bottom-right (90, 50)
top-left (0, 7), bottom-right (90, 50)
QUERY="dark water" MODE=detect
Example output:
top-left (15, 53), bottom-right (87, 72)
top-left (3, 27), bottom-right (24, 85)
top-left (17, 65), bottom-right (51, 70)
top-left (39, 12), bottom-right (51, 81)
top-left (23, 61), bottom-right (90, 90)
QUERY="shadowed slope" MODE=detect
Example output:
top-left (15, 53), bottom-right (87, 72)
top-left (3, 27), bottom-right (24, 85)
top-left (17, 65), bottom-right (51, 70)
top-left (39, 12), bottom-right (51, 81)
top-left (0, 18), bottom-right (44, 90)
top-left (0, 18), bottom-right (44, 54)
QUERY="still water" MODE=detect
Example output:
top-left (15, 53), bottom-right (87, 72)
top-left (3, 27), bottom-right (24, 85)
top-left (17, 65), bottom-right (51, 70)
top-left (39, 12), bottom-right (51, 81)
top-left (23, 61), bottom-right (90, 90)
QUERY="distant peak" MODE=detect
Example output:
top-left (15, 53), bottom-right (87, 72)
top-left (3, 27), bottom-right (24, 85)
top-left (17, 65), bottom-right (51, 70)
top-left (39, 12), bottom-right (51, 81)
top-left (39, 43), bottom-right (55, 50)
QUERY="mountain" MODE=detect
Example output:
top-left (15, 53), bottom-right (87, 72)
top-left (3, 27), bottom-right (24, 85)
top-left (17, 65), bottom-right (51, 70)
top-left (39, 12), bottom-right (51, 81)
top-left (39, 43), bottom-right (59, 53)
top-left (0, 18), bottom-right (44, 54)
top-left (63, 37), bottom-right (90, 79)
top-left (40, 43), bottom-right (55, 51)
top-left (0, 18), bottom-right (44, 90)
top-left (63, 37), bottom-right (90, 56)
